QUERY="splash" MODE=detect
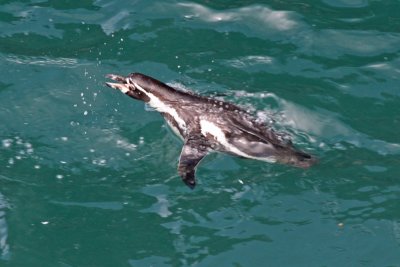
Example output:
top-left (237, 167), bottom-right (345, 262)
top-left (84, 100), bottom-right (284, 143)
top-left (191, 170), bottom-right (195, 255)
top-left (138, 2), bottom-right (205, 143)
top-left (230, 90), bottom-right (400, 155)
top-left (2, 136), bottom-right (38, 169)
top-left (178, 3), bottom-right (298, 31)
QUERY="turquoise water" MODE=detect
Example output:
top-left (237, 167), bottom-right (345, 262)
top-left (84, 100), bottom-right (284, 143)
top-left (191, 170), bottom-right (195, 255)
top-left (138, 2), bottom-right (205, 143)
top-left (1, 0), bottom-right (400, 266)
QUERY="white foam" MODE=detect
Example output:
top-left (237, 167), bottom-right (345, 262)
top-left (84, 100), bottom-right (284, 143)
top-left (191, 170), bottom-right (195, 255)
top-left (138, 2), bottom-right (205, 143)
top-left (1, 139), bottom-right (12, 148)
top-left (178, 3), bottom-right (297, 31)
top-left (116, 139), bottom-right (137, 151)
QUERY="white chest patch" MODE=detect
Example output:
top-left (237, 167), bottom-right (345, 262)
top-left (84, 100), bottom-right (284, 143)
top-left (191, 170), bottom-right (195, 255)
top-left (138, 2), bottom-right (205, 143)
top-left (165, 119), bottom-right (184, 140)
top-left (134, 82), bottom-right (187, 134)
top-left (199, 120), bottom-right (276, 163)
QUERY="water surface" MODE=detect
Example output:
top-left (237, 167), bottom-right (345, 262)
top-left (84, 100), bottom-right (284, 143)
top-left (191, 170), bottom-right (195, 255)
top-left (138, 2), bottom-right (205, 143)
top-left (1, 0), bottom-right (400, 266)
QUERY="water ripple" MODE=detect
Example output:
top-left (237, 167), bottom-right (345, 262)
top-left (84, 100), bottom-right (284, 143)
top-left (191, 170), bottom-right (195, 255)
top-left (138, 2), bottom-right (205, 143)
top-left (178, 3), bottom-right (298, 31)
top-left (1, 0), bottom-right (400, 265)
top-left (5, 55), bottom-right (79, 68)
top-left (0, 193), bottom-right (10, 260)
top-left (51, 200), bottom-right (124, 210)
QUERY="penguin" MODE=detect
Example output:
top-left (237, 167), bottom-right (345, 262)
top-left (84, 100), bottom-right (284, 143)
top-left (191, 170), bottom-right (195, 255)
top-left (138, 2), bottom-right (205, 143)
top-left (106, 72), bottom-right (316, 189)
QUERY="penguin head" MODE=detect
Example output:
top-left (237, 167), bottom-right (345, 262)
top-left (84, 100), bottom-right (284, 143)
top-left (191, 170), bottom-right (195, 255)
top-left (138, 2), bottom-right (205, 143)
top-left (105, 73), bottom-right (150, 102)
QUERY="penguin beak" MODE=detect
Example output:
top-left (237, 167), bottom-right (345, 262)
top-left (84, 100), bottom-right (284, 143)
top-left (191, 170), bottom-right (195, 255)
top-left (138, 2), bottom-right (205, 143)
top-left (105, 74), bottom-right (133, 93)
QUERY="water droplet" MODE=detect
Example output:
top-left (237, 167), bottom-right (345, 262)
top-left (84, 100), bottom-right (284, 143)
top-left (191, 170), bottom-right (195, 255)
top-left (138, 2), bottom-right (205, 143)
top-left (2, 139), bottom-right (12, 148)
top-left (92, 159), bottom-right (107, 166)
top-left (84, 111), bottom-right (88, 116)
top-left (56, 174), bottom-right (64, 179)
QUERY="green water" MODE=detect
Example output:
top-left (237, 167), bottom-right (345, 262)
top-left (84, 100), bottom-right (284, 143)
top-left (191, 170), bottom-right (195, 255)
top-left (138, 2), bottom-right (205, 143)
top-left (1, 0), bottom-right (400, 266)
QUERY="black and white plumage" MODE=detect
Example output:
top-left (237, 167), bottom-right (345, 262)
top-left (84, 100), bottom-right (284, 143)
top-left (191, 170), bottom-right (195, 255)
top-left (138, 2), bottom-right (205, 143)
top-left (106, 73), bottom-right (316, 189)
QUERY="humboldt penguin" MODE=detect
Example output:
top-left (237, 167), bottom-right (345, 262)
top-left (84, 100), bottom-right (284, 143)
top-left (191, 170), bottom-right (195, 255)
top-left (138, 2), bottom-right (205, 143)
top-left (106, 73), bottom-right (316, 189)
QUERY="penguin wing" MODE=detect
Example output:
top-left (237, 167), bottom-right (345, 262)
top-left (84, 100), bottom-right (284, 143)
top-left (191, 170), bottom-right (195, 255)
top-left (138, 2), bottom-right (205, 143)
top-left (229, 115), bottom-right (282, 146)
top-left (178, 135), bottom-right (209, 189)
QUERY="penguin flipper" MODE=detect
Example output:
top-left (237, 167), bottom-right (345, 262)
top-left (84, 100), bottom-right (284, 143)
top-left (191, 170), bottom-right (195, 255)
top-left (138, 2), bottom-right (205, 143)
top-left (178, 136), bottom-right (209, 189)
